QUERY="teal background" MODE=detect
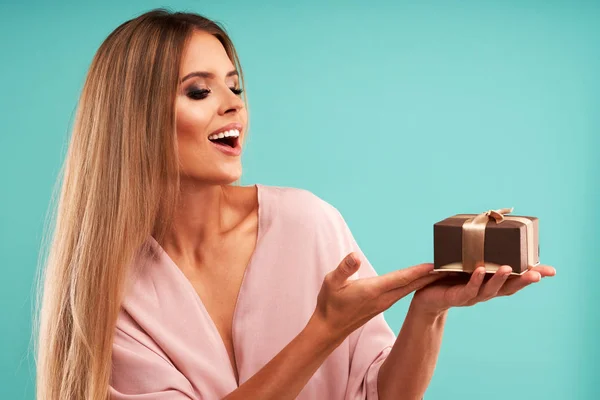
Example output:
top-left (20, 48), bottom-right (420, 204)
top-left (1, 0), bottom-right (597, 399)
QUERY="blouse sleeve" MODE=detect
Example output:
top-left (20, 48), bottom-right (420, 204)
top-left (326, 205), bottom-right (397, 400)
top-left (345, 260), bottom-right (396, 400)
top-left (110, 325), bottom-right (197, 400)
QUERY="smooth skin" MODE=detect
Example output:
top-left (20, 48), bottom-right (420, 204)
top-left (165, 29), bottom-right (557, 400)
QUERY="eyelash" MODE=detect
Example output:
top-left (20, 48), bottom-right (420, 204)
top-left (187, 87), bottom-right (244, 100)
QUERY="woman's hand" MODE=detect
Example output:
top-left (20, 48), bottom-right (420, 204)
top-left (411, 264), bottom-right (557, 315)
top-left (312, 253), bottom-right (446, 342)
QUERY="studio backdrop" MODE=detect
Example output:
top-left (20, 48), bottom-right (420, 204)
top-left (0, 1), bottom-right (598, 399)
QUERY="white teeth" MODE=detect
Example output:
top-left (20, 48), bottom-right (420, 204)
top-left (208, 129), bottom-right (240, 141)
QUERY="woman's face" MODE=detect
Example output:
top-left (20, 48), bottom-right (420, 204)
top-left (175, 30), bottom-right (247, 184)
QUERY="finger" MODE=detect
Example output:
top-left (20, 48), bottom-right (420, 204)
top-left (477, 265), bottom-right (512, 301)
top-left (455, 267), bottom-right (486, 304)
top-left (529, 265), bottom-right (556, 277)
top-left (369, 263), bottom-right (435, 294)
top-left (499, 270), bottom-right (541, 296)
top-left (378, 273), bottom-right (447, 309)
top-left (329, 252), bottom-right (361, 287)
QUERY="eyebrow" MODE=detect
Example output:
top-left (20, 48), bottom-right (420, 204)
top-left (180, 70), bottom-right (239, 83)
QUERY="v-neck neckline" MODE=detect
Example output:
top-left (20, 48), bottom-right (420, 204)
top-left (148, 183), bottom-right (265, 387)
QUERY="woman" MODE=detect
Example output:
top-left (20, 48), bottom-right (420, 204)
top-left (36, 8), bottom-right (555, 400)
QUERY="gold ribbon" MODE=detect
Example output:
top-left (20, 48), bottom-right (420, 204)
top-left (460, 207), bottom-right (514, 272)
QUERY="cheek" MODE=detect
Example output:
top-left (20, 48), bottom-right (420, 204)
top-left (176, 100), bottom-right (212, 140)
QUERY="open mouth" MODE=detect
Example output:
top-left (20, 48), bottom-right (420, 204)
top-left (208, 128), bottom-right (240, 148)
top-left (209, 136), bottom-right (238, 148)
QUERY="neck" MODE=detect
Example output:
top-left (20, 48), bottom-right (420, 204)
top-left (160, 181), bottom-right (241, 260)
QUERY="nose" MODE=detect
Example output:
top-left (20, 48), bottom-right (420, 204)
top-left (218, 86), bottom-right (244, 116)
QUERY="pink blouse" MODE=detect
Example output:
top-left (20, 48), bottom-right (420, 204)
top-left (110, 184), bottom-right (397, 399)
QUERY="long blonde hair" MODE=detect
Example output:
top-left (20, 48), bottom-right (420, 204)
top-left (35, 9), bottom-right (246, 400)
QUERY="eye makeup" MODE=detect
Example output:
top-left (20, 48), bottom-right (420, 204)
top-left (186, 87), bottom-right (211, 100)
top-left (185, 85), bottom-right (244, 100)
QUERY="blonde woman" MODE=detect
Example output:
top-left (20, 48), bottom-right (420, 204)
top-left (36, 8), bottom-right (556, 400)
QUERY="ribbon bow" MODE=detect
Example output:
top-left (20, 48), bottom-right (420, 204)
top-left (462, 207), bottom-right (514, 272)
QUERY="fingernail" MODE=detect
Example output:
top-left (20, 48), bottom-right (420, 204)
top-left (346, 254), bottom-right (357, 267)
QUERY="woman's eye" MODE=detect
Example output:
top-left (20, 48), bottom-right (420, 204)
top-left (187, 88), bottom-right (210, 100)
top-left (186, 87), bottom-right (243, 100)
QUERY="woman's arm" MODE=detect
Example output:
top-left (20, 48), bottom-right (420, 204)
top-left (376, 301), bottom-right (448, 400)
top-left (223, 313), bottom-right (343, 400)
top-left (376, 263), bottom-right (556, 400)
top-left (225, 254), bottom-right (443, 400)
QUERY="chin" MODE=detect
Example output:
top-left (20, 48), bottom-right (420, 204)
top-left (217, 167), bottom-right (242, 184)
top-left (181, 171), bottom-right (242, 186)
top-left (221, 174), bottom-right (242, 185)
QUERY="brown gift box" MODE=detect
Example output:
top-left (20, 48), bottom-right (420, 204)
top-left (433, 208), bottom-right (540, 275)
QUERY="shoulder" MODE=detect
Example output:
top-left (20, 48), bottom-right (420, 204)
top-left (259, 184), bottom-right (362, 276)
top-left (259, 184), bottom-right (348, 234)
top-left (261, 183), bottom-right (341, 216)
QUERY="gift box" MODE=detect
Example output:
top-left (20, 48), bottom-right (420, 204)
top-left (433, 208), bottom-right (540, 275)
